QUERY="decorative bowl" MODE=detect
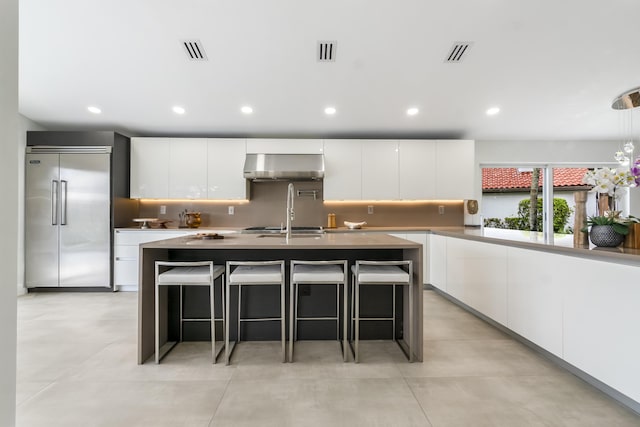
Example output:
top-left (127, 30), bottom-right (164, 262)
top-left (344, 221), bottom-right (367, 229)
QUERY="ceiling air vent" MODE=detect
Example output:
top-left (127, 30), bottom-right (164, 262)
top-left (445, 42), bottom-right (472, 62)
top-left (182, 40), bottom-right (208, 61)
top-left (317, 41), bottom-right (337, 62)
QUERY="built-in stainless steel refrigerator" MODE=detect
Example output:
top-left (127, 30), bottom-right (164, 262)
top-left (25, 146), bottom-right (112, 288)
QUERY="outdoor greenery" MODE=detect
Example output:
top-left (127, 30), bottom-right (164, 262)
top-left (483, 198), bottom-right (573, 233)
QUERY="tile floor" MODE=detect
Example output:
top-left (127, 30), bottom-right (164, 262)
top-left (15, 290), bottom-right (640, 427)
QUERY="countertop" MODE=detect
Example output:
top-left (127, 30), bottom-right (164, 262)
top-left (118, 225), bottom-right (640, 265)
top-left (434, 227), bottom-right (640, 266)
top-left (140, 231), bottom-right (422, 250)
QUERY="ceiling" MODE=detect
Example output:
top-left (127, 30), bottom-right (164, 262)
top-left (18, 0), bottom-right (640, 141)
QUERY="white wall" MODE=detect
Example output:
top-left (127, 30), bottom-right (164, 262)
top-left (17, 116), bottom-right (46, 295)
top-left (475, 140), bottom-right (640, 218)
top-left (0, 0), bottom-right (19, 424)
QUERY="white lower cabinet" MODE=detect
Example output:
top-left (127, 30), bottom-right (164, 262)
top-left (113, 230), bottom-right (201, 291)
top-left (561, 257), bottom-right (640, 404)
top-left (427, 233), bottom-right (447, 291)
top-left (431, 234), bottom-right (640, 405)
top-left (445, 237), bottom-right (508, 326)
top-left (507, 247), bottom-right (563, 357)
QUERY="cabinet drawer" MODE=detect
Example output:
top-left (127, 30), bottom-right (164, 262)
top-left (115, 245), bottom-right (138, 259)
top-left (114, 259), bottom-right (138, 286)
top-left (115, 231), bottom-right (188, 245)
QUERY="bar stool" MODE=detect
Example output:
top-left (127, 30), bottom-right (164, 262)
top-left (350, 260), bottom-right (414, 363)
top-left (289, 260), bottom-right (348, 362)
top-left (225, 260), bottom-right (286, 365)
top-left (155, 261), bottom-right (225, 364)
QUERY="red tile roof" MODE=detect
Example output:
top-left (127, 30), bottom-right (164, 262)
top-left (482, 168), bottom-right (589, 191)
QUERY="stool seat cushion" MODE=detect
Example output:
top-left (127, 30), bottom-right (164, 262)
top-left (229, 264), bottom-right (283, 284)
top-left (158, 265), bottom-right (223, 285)
top-left (292, 264), bottom-right (345, 283)
top-left (352, 264), bottom-right (410, 283)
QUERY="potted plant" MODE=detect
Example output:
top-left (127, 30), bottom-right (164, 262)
top-left (581, 214), bottom-right (630, 247)
top-left (582, 167), bottom-right (635, 215)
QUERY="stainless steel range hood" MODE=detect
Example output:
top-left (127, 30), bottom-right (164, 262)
top-left (243, 153), bottom-right (324, 180)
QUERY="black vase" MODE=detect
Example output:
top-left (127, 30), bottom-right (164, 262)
top-left (589, 225), bottom-right (625, 247)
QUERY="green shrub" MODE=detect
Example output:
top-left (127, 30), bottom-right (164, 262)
top-left (516, 198), bottom-right (572, 233)
top-left (484, 198), bottom-right (573, 233)
top-left (483, 217), bottom-right (507, 228)
top-left (504, 216), bottom-right (525, 230)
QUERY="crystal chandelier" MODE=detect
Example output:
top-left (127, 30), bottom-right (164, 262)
top-left (612, 87), bottom-right (640, 172)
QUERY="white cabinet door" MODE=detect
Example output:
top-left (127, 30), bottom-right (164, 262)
top-left (428, 234), bottom-right (447, 290)
top-left (446, 238), bottom-right (508, 326)
top-left (207, 139), bottom-right (247, 199)
top-left (399, 140), bottom-right (436, 200)
top-left (246, 139), bottom-right (323, 154)
top-left (405, 232), bottom-right (427, 283)
top-left (323, 140), bottom-right (362, 200)
top-left (362, 140), bottom-right (399, 200)
top-left (130, 138), bottom-right (170, 198)
top-left (435, 140), bottom-right (475, 199)
top-left (169, 138), bottom-right (208, 199)
top-left (507, 247), bottom-right (563, 357)
top-left (561, 258), bottom-right (640, 404)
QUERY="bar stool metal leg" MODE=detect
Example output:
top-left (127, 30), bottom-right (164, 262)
top-left (155, 261), bottom-right (224, 364)
top-left (349, 260), bottom-right (413, 363)
top-left (288, 260), bottom-right (348, 363)
top-left (225, 260), bottom-right (286, 365)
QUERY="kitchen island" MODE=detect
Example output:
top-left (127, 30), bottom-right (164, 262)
top-left (428, 227), bottom-right (640, 413)
top-left (137, 232), bottom-right (423, 364)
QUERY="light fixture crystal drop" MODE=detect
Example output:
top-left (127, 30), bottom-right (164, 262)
top-left (614, 151), bottom-right (627, 164)
top-left (623, 141), bottom-right (635, 153)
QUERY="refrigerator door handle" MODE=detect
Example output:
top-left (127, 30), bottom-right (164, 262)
top-left (51, 180), bottom-right (59, 225)
top-left (60, 180), bottom-right (68, 226)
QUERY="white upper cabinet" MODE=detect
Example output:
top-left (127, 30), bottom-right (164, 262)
top-left (131, 138), bottom-right (474, 201)
top-left (130, 138), bottom-right (170, 198)
top-left (169, 138), bottom-right (207, 199)
top-left (207, 139), bottom-right (247, 199)
top-left (323, 140), bottom-right (362, 200)
top-left (435, 139), bottom-right (475, 199)
top-left (361, 140), bottom-right (399, 200)
top-left (246, 139), bottom-right (323, 154)
top-left (399, 140), bottom-right (436, 200)
top-left (323, 139), bottom-right (474, 201)
top-left (131, 137), bottom-right (247, 200)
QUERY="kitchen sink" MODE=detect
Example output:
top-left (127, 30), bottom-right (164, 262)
top-left (243, 226), bottom-right (325, 235)
top-left (256, 233), bottom-right (323, 239)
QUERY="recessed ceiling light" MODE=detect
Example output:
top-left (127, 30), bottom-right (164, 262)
top-left (406, 107), bottom-right (419, 116)
top-left (324, 106), bottom-right (337, 115)
top-left (172, 106), bottom-right (186, 115)
top-left (87, 106), bottom-right (101, 114)
top-left (241, 106), bottom-right (253, 114)
top-left (486, 107), bottom-right (500, 116)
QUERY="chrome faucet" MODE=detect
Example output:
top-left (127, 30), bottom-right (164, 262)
top-left (285, 183), bottom-right (295, 243)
